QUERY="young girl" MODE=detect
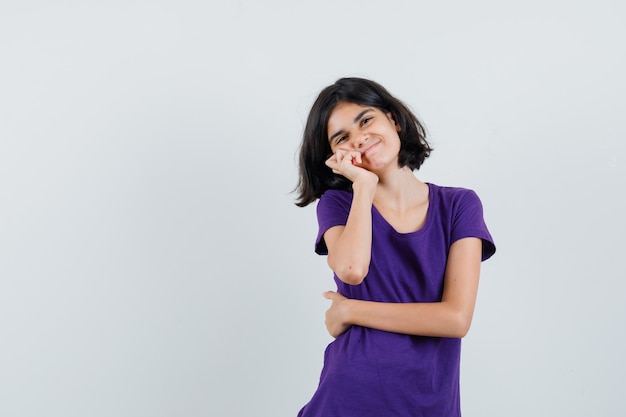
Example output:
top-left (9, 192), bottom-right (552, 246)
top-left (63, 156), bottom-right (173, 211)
top-left (295, 78), bottom-right (496, 416)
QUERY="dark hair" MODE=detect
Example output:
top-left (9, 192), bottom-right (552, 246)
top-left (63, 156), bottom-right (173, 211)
top-left (295, 77), bottom-right (432, 207)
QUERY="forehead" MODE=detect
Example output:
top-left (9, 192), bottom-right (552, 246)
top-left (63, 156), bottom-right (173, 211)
top-left (327, 102), bottom-right (376, 128)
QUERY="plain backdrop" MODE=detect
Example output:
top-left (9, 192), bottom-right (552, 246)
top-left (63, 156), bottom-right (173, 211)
top-left (1, 1), bottom-right (624, 416)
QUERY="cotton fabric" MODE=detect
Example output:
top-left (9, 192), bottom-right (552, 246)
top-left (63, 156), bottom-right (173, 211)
top-left (297, 183), bottom-right (496, 417)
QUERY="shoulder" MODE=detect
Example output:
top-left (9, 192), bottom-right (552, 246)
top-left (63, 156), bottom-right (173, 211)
top-left (314, 189), bottom-right (354, 255)
top-left (317, 189), bottom-right (354, 208)
top-left (430, 183), bottom-right (482, 208)
top-left (320, 188), bottom-right (353, 200)
top-left (316, 189), bottom-right (354, 223)
top-left (430, 183), bottom-right (496, 260)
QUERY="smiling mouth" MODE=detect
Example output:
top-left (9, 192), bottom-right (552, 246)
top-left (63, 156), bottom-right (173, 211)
top-left (362, 141), bottom-right (380, 157)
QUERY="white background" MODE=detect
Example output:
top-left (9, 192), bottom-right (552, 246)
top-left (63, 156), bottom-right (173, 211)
top-left (1, 1), bottom-right (624, 416)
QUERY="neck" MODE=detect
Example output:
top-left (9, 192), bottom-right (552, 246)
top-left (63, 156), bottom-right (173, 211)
top-left (374, 166), bottom-right (427, 210)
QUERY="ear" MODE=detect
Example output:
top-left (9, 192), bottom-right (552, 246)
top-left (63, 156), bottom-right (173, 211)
top-left (387, 112), bottom-right (401, 132)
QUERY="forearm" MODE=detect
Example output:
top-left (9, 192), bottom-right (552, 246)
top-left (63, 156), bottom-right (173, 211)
top-left (345, 299), bottom-right (473, 338)
top-left (323, 233), bottom-right (482, 340)
top-left (327, 181), bottom-right (377, 284)
top-left (339, 238), bottom-right (482, 338)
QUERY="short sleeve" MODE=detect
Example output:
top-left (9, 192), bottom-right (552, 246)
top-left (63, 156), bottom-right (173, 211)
top-left (314, 190), bottom-right (353, 255)
top-left (450, 189), bottom-right (496, 261)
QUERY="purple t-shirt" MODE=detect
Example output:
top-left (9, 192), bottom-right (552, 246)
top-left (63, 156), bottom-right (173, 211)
top-left (298, 183), bottom-right (496, 417)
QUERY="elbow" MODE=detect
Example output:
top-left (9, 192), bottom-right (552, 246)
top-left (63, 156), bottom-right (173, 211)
top-left (449, 313), bottom-right (473, 338)
top-left (328, 255), bottom-right (369, 285)
top-left (455, 325), bottom-right (471, 339)
top-left (334, 264), bottom-right (369, 285)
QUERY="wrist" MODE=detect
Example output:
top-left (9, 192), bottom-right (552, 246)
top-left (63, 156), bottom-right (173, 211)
top-left (342, 298), bottom-right (357, 327)
top-left (352, 177), bottom-right (378, 197)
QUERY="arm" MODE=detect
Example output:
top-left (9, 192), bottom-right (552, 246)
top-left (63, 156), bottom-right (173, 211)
top-left (324, 151), bottom-right (378, 285)
top-left (323, 237), bottom-right (483, 338)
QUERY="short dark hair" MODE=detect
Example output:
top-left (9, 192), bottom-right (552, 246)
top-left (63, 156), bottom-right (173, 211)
top-left (295, 77), bottom-right (432, 207)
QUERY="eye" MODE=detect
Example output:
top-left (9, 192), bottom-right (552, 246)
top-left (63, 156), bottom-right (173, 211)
top-left (360, 116), bottom-right (373, 126)
top-left (335, 135), bottom-right (347, 145)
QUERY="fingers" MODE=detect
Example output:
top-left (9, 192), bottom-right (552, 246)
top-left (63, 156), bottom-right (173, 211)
top-left (339, 150), bottom-right (361, 166)
top-left (324, 154), bottom-right (337, 170)
top-left (323, 291), bottom-right (347, 302)
top-left (325, 150), bottom-right (363, 175)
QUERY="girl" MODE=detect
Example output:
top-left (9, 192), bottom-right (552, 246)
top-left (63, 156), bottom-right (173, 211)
top-left (295, 77), bottom-right (496, 416)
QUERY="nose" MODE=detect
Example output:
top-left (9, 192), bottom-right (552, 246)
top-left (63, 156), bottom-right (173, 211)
top-left (352, 133), bottom-right (368, 150)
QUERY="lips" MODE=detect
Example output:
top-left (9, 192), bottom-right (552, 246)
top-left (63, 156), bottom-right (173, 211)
top-left (362, 140), bottom-right (380, 157)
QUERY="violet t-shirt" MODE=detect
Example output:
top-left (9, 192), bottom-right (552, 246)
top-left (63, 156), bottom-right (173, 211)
top-left (298, 183), bottom-right (496, 417)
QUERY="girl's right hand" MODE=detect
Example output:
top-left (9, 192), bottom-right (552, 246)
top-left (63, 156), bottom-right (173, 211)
top-left (325, 150), bottom-right (379, 187)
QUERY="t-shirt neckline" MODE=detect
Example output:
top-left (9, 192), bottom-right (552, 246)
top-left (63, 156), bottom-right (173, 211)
top-left (371, 182), bottom-right (435, 237)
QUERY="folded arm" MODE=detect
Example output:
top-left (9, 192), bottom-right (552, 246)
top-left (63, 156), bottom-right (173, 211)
top-left (323, 237), bottom-right (483, 338)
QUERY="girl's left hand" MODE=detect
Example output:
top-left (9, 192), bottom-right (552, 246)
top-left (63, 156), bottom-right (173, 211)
top-left (323, 291), bottom-right (352, 338)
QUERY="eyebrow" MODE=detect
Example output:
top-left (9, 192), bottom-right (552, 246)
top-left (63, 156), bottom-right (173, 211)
top-left (328, 109), bottom-right (373, 143)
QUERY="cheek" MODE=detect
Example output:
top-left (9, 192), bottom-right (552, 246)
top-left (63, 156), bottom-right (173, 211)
top-left (391, 134), bottom-right (402, 150)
